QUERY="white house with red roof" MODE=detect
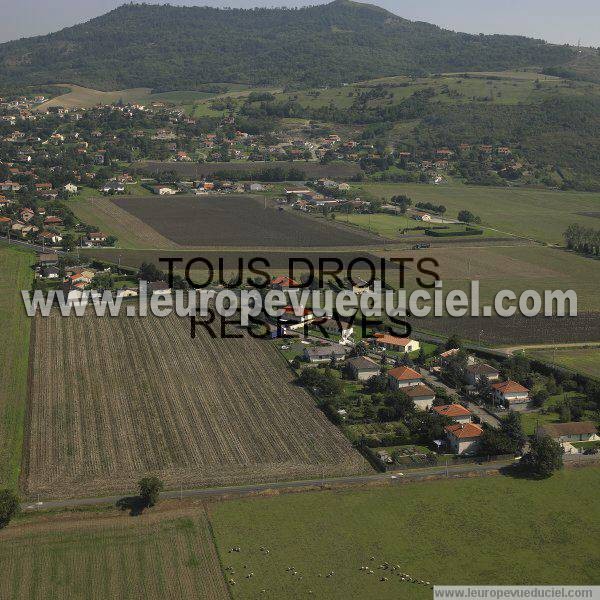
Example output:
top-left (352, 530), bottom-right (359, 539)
top-left (491, 380), bottom-right (529, 408)
top-left (433, 403), bottom-right (472, 424)
top-left (373, 333), bottom-right (420, 353)
top-left (387, 365), bottom-right (423, 390)
top-left (445, 422), bottom-right (484, 455)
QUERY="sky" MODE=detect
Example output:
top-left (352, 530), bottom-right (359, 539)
top-left (0, 0), bottom-right (597, 46)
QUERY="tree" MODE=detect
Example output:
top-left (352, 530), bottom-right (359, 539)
top-left (501, 411), bottom-right (527, 453)
top-left (522, 435), bottom-right (563, 477)
top-left (0, 489), bottom-right (20, 529)
top-left (138, 476), bottom-right (163, 508)
top-left (457, 210), bottom-right (481, 224)
top-left (445, 335), bottom-right (461, 350)
top-left (531, 388), bottom-right (549, 408)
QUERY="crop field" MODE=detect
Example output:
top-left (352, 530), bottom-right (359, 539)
top-left (208, 467), bottom-right (600, 599)
top-left (132, 160), bottom-right (361, 179)
top-left (408, 313), bottom-right (600, 346)
top-left (24, 313), bottom-right (368, 499)
top-left (0, 506), bottom-right (229, 600)
top-left (358, 182), bottom-right (600, 244)
top-left (111, 195), bottom-right (379, 247)
top-left (0, 245), bottom-right (34, 489)
top-left (377, 245), bottom-right (600, 313)
top-left (70, 196), bottom-right (178, 249)
top-left (526, 347), bottom-right (600, 378)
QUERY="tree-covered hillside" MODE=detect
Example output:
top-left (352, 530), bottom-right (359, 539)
top-left (0, 0), bottom-right (574, 90)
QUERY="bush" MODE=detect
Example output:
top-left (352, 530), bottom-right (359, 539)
top-left (0, 489), bottom-right (20, 529)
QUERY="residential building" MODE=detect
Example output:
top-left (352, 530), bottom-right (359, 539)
top-left (537, 422), bottom-right (598, 444)
top-left (433, 404), bottom-right (472, 424)
top-left (491, 380), bottom-right (529, 408)
top-left (345, 356), bottom-right (380, 381)
top-left (388, 365), bottom-right (423, 390)
top-left (373, 333), bottom-right (420, 353)
top-left (465, 363), bottom-right (500, 385)
top-left (304, 344), bottom-right (347, 363)
top-left (445, 422), bottom-right (484, 455)
top-left (404, 383), bottom-right (436, 410)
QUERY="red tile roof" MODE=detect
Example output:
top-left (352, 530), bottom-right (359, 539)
top-left (445, 423), bottom-right (483, 439)
top-left (433, 404), bottom-right (471, 418)
top-left (491, 380), bottom-right (529, 394)
top-left (388, 365), bottom-right (422, 381)
top-left (373, 333), bottom-right (413, 347)
top-left (271, 275), bottom-right (299, 287)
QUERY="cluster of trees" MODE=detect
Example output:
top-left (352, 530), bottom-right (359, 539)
top-left (564, 224), bottom-right (600, 256)
top-left (416, 201), bottom-right (446, 215)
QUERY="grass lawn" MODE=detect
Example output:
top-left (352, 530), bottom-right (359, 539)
top-left (358, 182), bottom-right (600, 244)
top-left (0, 244), bottom-right (34, 488)
top-left (527, 347), bottom-right (600, 379)
top-left (208, 467), bottom-right (600, 598)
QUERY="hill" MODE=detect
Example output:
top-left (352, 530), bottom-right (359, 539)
top-left (0, 1), bottom-right (574, 90)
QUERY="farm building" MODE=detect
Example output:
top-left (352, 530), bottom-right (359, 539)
top-left (387, 365), bottom-right (423, 390)
top-left (304, 344), bottom-right (347, 364)
top-left (404, 383), bottom-right (436, 411)
top-left (345, 356), bottom-right (380, 381)
top-left (372, 333), bottom-right (420, 353)
top-left (152, 185), bottom-right (177, 195)
top-left (445, 422), bottom-right (484, 455)
top-left (491, 380), bottom-right (529, 408)
top-left (433, 404), bottom-right (472, 424)
top-left (37, 252), bottom-right (59, 267)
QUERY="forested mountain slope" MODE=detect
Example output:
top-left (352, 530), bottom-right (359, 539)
top-left (0, 0), bottom-right (574, 90)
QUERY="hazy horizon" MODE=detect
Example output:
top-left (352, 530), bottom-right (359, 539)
top-left (0, 0), bottom-right (598, 47)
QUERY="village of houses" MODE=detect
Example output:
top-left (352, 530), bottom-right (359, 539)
top-left (264, 275), bottom-right (600, 469)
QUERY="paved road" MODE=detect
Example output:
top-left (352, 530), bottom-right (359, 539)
top-left (21, 459), bottom-right (514, 511)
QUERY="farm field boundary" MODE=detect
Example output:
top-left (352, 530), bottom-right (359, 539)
top-left (0, 245), bottom-right (34, 489)
top-left (25, 313), bottom-right (369, 499)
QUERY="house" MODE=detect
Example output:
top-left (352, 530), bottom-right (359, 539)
top-left (147, 281), bottom-right (172, 295)
top-left (245, 183), bottom-right (265, 192)
top-left (37, 252), bottom-right (59, 267)
top-left (44, 216), bottom-right (63, 226)
top-left (280, 305), bottom-right (314, 328)
top-left (87, 232), bottom-right (107, 246)
top-left (313, 317), bottom-right (354, 338)
top-left (345, 356), bottom-right (380, 381)
top-left (445, 423), bottom-right (484, 455)
top-left (38, 231), bottom-right (62, 245)
top-left (491, 380), bottom-right (529, 408)
top-left (304, 343), bottom-right (347, 364)
top-left (20, 208), bottom-right (35, 222)
top-left (101, 180), bottom-right (125, 194)
top-left (433, 404), bottom-right (472, 424)
top-left (388, 365), bottom-right (423, 390)
top-left (404, 383), bottom-right (436, 410)
top-left (465, 363), bottom-right (500, 385)
top-left (536, 422), bottom-right (598, 451)
top-left (0, 216), bottom-right (11, 227)
top-left (41, 266), bottom-right (60, 279)
top-left (270, 275), bottom-right (299, 290)
top-left (152, 185), bottom-right (177, 195)
top-left (373, 333), bottom-right (420, 354)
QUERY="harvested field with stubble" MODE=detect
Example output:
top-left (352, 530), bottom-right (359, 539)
top-left (112, 195), bottom-right (379, 247)
top-left (24, 313), bottom-right (368, 499)
top-left (133, 159), bottom-right (361, 179)
top-left (0, 505), bottom-right (229, 600)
